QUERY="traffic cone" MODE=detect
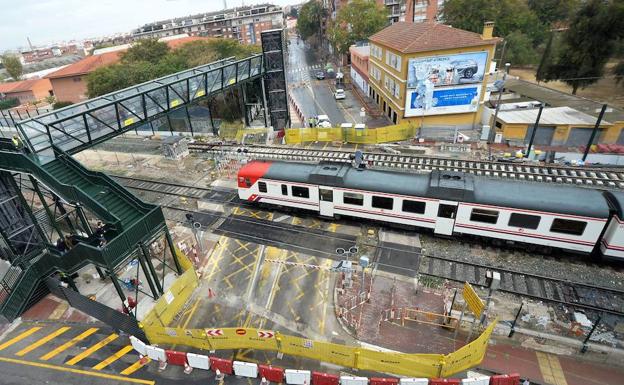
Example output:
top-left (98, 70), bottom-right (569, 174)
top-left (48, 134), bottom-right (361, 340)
top-left (184, 360), bottom-right (193, 374)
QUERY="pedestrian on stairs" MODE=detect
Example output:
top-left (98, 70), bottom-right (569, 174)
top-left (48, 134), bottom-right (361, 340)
top-left (11, 134), bottom-right (23, 150)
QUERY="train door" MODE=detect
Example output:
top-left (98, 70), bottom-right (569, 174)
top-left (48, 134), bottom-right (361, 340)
top-left (319, 188), bottom-right (334, 217)
top-left (434, 201), bottom-right (457, 236)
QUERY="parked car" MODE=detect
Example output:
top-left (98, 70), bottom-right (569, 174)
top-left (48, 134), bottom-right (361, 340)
top-left (317, 114), bottom-right (332, 128)
top-left (450, 59), bottom-right (478, 78)
top-left (334, 89), bottom-right (345, 100)
top-left (315, 71), bottom-right (325, 80)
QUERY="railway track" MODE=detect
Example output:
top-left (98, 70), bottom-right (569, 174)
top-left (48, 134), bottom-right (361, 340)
top-left (113, 174), bottom-right (624, 317)
top-left (189, 143), bottom-right (624, 189)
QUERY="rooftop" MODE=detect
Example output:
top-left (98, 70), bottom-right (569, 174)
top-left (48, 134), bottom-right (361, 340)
top-left (0, 79), bottom-right (52, 94)
top-left (46, 36), bottom-right (210, 79)
top-left (349, 45), bottom-right (370, 57)
top-left (496, 106), bottom-right (612, 126)
top-left (369, 22), bottom-right (500, 54)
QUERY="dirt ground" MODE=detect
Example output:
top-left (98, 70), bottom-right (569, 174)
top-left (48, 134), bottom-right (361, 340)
top-left (510, 64), bottom-right (624, 109)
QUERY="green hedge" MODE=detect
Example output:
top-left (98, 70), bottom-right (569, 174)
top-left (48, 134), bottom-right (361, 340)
top-left (0, 98), bottom-right (19, 110)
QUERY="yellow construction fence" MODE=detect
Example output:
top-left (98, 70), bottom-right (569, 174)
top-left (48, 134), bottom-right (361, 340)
top-left (284, 123), bottom-right (417, 145)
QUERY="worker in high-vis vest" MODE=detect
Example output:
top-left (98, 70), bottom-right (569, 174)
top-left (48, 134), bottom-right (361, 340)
top-left (11, 134), bottom-right (23, 150)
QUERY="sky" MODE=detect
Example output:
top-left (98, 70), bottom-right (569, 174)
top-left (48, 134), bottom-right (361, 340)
top-left (0, 0), bottom-right (295, 52)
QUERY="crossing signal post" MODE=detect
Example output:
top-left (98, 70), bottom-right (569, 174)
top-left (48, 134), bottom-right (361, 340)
top-left (186, 213), bottom-right (204, 254)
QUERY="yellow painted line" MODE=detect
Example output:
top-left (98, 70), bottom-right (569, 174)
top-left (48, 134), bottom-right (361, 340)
top-left (16, 326), bottom-right (71, 357)
top-left (48, 302), bottom-right (69, 320)
top-left (0, 356), bottom-right (154, 385)
top-left (40, 327), bottom-right (99, 360)
top-left (120, 357), bottom-right (151, 376)
top-left (536, 352), bottom-right (568, 385)
top-left (93, 345), bottom-right (133, 370)
top-left (0, 327), bottom-right (42, 351)
top-left (65, 333), bottom-right (118, 366)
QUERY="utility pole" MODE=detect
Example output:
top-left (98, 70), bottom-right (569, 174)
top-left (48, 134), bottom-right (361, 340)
top-left (582, 104), bottom-right (608, 162)
top-left (525, 104), bottom-right (544, 158)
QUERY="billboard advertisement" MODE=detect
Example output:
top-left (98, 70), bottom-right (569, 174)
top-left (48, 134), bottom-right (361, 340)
top-left (404, 51), bottom-right (488, 117)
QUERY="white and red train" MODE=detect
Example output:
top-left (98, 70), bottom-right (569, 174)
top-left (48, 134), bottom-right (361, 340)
top-left (237, 160), bottom-right (624, 260)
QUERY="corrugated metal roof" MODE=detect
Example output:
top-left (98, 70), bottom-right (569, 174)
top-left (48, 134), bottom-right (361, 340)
top-left (497, 106), bottom-right (611, 126)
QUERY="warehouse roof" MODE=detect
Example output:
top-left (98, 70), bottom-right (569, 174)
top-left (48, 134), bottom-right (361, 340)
top-left (496, 106), bottom-right (611, 126)
top-left (369, 22), bottom-right (500, 54)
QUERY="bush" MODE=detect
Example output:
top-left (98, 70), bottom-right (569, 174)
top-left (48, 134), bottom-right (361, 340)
top-left (0, 98), bottom-right (19, 110)
top-left (53, 101), bottom-right (74, 110)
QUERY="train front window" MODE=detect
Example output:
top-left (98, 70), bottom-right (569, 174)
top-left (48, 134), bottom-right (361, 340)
top-left (258, 182), bottom-right (267, 193)
top-left (319, 189), bottom-right (333, 202)
top-left (550, 218), bottom-right (586, 236)
top-left (244, 178), bottom-right (251, 188)
top-left (343, 192), bottom-right (364, 206)
top-left (292, 186), bottom-right (309, 198)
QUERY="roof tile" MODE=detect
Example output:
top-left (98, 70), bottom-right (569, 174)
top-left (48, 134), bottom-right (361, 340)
top-left (369, 22), bottom-right (500, 54)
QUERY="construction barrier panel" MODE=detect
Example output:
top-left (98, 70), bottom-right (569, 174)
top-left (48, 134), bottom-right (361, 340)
top-left (489, 373), bottom-right (520, 385)
top-left (234, 361), bottom-right (259, 378)
top-left (145, 345), bottom-right (166, 362)
top-left (370, 378), bottom-right (399, 385)
top-left (341, 376), bottom-right (369, 385)
top-left (285, 369), bottom-right (311, 385)
top-left (187, 352), bottom-right (210, 370)
top-left (460, 377), bottom-right (490, 385)
top-left (165, 350), bottom-right (187, 366)
top-left (129, 336), bottom-right (147, 356)
top-left (141, 252), bottom-right (198, 327)
top-left (429, 379), bottom-right (461, 385)
top-left (439, 320), bottom-right (497, 377)
top-left (259, 364), bottom-right (285, 383)
top-left (399, 379), bottom-right (429, 385)
top-left (312, 371), bottom-right (339, 385)
top-left (210, 357), bottom-right (234, 374)
top-left (283, 123), bottom-right (418, 145)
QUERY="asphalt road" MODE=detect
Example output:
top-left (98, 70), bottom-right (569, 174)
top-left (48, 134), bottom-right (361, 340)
top-left (286, 37), bottom-right (346, 126)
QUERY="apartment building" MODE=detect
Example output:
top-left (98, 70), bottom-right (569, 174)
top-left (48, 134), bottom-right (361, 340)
top-left (332, 0), bottom-right (444, 23)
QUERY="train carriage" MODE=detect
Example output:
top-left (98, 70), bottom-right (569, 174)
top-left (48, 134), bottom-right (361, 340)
top-left (238, 160), bottom-right (619, 258)
top-left (601, 191), bottom-right (624, 259)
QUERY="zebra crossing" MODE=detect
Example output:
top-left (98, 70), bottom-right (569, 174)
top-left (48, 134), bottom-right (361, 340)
top-left (287, 64), bottom-right (322, 74)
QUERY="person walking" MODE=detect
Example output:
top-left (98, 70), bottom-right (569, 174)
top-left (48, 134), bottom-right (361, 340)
top-left (11, 134), bottom-right (23, 150)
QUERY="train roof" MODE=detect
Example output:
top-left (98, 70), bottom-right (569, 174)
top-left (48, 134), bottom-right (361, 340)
top-left (251, 161), bottom-right (610, 218)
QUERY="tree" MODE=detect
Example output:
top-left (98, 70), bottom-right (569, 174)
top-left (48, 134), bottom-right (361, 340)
top-left (121, 39), bottom-right (170, 64)
top-left (53, 101), bottom-right (73, 110)
top-left (542, 0), bottom-right (624, 94)
top-left (504, 31), bottom-right (538, 66)
top-left (528, 0), bottom-right (580, 26)
top-left (2, 55), bottom-right (23, 80)
top-left (297, 1), bottom-right (325, 41)
top-left (327, 0), bottom-right (388, 56)
top-left (615, 61), bottom-right (624, 85)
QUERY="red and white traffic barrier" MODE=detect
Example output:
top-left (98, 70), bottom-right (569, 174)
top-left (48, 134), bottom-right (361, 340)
top-left (129, 336), bottom-right (521, 384)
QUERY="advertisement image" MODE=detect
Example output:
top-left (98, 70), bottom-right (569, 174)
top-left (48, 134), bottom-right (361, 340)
top-left (407, 51), bottom-right (489, 89)
top-left (404, 85), bottom-right (482, 117)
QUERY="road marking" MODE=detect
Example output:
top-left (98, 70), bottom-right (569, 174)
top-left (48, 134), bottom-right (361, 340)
top-left (536, 351), bottom-right (568, 385)
top-left (40, 327), bottom-right (99, 360)
top-left (93, 345), bottom-right (134, 370)
top-left (0, 356), bottom-right (154, 384)
top-left (49, 302), bottom-right (69, 320)
top-left (246, 244), bottom-right (266, 303)
top-left (120, 357), bottom-right (151, 376)
top-left (16, 326), bottom-right (71, 357)
top-left (65, 333), bottom-right (118, 366)
top-left (0, 327), bottom-right (42, 351)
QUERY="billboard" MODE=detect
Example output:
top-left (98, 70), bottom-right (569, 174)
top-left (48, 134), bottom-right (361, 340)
top-left (405, 51), bottom-right (488, 117)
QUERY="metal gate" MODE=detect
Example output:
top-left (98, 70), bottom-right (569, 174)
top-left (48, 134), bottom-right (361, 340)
top-left (566, 127), bottom-right (602, 147)
top-left (525, 125), bottom-right (555, 145)
top-left (46, 278), bottom-right (148, 342)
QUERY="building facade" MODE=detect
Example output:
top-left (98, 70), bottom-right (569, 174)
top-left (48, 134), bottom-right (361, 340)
top-left (331, 0), bottom-right (443, 23)
top-left (368, 22), bottom-right (499, 128)
top-left (0, 79), bottom-right (53, 104)
top-left (131, 4), bottom-right (284, 45)
top-left (349, 46), bottom-right (370, 95)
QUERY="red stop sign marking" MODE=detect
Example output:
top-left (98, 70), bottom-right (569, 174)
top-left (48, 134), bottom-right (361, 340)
top-left (236, 328), bottom-right (246, 335)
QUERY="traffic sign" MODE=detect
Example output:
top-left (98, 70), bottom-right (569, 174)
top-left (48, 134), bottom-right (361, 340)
top-left (257, 330), bottom-right (275, 338)
top-left (205, 328), bottom-right (223, 337)
top-left (236, 328), bottom-right (247, 335)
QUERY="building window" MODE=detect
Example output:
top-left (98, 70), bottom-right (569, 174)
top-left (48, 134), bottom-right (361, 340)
top-left (508, 213), bottom-right (540, 229)
top-left (550, 218), bottom-right (586, 236)
top-left (343, 192), bottom-right (364, 206)
top-left (370, 44), bottom-right (382, 59)
top-left (370, 65), bottom-right (381, 81)
top-left (470, 208), bottom-right (499, 224)
top-left (372, 196), bottom-right (393, 210)
top-left (402, 200), bottom-right (426, 214)
top-left (73, 77), bottom-right (81, 82)
top-left (281, 184), bottom-right (288, 195)
top-left (384, 75), bottom-right (400, 99)
top-left (292, 186), bottom-right (309, 198)
top-left (258, 181), bottom-right (267, 193)
top-left (385, 51), bottom-right (401, 71)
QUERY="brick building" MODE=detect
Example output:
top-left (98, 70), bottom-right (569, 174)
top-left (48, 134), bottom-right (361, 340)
top-left (0, 79), bottom-right (53, 104)
top-left (368, 22), bottom-right (499, 127)
top-left (131, 4), bottom-right (284, 45)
